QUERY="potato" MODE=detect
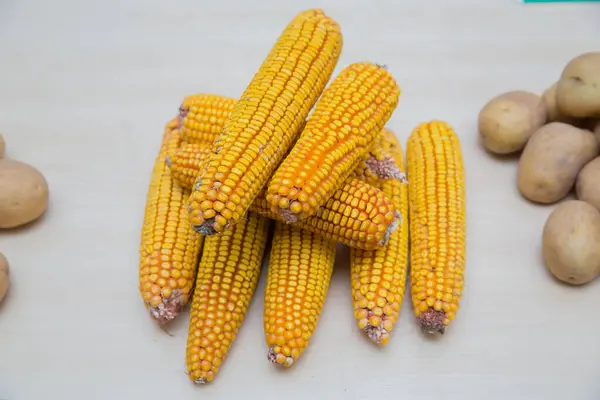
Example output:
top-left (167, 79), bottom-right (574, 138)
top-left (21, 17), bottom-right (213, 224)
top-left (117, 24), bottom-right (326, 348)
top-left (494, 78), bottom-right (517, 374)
top-left (542, 200), bottom-right (600, 285)
top-left (556, 52), bottom-right (600, 118)
top-left (478, 90), bottom-right (547, 154)
top-left (0, 159), bottom-right (49, 228)
top-left (575, 157), bottom-right (600, 211)
top-left (0, 134), bottom-right (4, 158)
top-left (517, 122), bottom-right (598, 204)
top-left (541, 82), bottom-right (582, 125)
top-left (0, 253), bottom-right (8, 304)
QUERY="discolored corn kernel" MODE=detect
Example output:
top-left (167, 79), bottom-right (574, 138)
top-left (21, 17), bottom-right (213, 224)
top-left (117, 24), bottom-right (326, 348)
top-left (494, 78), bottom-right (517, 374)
top-left (178, 94), bottom-right (237, 147)
top-left (187, 9), bottom-right (343, 235)
top-left (264, 222), bottom-right (336, 367)
top-left (266, 62), bottom-right (401, 222)
top-left (185, 212), bottom-right (270, 384)
top-left (139, 120), bottom-right (204, 325)
top-left (349, 128), bottom-right (409, 345)
top-left (406, 120), bottom-right (466, 335)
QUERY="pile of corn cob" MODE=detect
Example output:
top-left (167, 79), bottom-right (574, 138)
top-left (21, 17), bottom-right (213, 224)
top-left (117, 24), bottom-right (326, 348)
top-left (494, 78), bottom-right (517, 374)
top-left (137, 8), bottom-right (466, 385)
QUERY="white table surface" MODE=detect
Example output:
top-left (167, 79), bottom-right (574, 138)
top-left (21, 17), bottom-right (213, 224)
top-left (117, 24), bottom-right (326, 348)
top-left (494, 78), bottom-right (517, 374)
top-left (1, 0), bottom-right (599, 399)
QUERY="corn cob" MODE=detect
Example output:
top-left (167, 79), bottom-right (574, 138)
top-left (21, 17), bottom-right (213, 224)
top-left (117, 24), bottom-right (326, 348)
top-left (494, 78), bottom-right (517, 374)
top-left (178, 94), bottom-right (237, 146)
top-left (185, 212), bottom-right (270, 384)
top-left (263, 221), bottom-right (336, 367)
top-left (406, 120), bottom-right (466, 335)
top-left (138, 119), bottom-right (204, 325)
top-left (266, 62), bottom-right (401, 223)
top-left (187, 9), bottom-right (343, 235)
top-left (168, 144), bottom-right (400, 250)
top-left (349, 128), bottom-right (409, 345)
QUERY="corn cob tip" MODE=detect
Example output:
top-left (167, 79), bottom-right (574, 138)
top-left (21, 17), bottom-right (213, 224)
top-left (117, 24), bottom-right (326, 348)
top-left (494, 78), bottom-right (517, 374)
top-left (380, 210), bottom-right (402, 246)
top-left (419, 309), bottom-right (446, 335)
top-left (147, 289), bottom-right (185, 325)
top-left (177, 104), bottom-right (188, 127)
top-left (267, 346), bottom-right (295, 367)
top-left (278, 208), bottom-right (299, 223)
top-left (364, 324), bottom-right (389, 345)
top-left (191, 217), bottom-right (220, 236)
top-left (192, 376), bottom-right (208, 385)
top-left (365, 155), bottom-right (408, 183)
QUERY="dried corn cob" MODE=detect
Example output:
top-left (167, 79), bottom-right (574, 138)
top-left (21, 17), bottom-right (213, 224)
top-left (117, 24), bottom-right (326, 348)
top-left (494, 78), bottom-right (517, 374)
top-left (188, 9), bottom-right (343, 235)
top-left (138, 119), bottom-right (204, 325)
top-left (186, 212), bottom-right (270, 384)
top-left (168, 144), bottom-right (401, 250)
top-left (349, 128), bottom-right (409, 345)
top-left (178, 94), bottom-right (237, 146)
top-left (406, 120), bottom-right (466, 335)
top-left (264, 222), bottom-right (336, 367)
top-left (266, 62), bottom-right (401, 223)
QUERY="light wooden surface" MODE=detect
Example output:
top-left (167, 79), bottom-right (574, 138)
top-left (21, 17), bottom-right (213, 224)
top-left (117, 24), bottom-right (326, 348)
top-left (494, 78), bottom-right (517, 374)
top-left (1, 0), bottom-right (599, 399)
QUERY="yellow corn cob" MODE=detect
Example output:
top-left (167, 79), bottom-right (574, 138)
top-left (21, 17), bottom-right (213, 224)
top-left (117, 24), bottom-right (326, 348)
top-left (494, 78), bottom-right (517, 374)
top-left (349, 128), bottom-right (409, 345)
top-left (266, 62), bottom-right (401, 223)
top-left (166, 142), bottom-right (209, 189)
top-left (188, 9), bottom-right (343, 235)
top-left (406, 120), bottom-right (466, 335)
top-left (168, 143), bottom-right (401, 250)
top-left (178, 94), bottom-right (237, 146)
top-left (185, 212), bottom-right (270, 384)
top-left (264, 221), bottom-right (336, 367)
top-left (138, 119), bottom-right (204, 325)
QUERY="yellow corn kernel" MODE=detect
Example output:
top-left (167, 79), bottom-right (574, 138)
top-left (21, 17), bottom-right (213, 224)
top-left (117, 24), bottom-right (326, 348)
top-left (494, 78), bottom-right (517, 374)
top-left (264, 222), bottom-right (336, 367)
top-left (178, 94), bottom-right (237, 147)
top-left (138, 120), bottom-right (204, 325)
top-left (166, 142), bottom-right (210, 189)
top-left (169, 145), bottom-right (401, 250)
top-left (406, 120), bottom-right (466, 335)
top-left (349, 128), bottom-right (409, 345)
top-left (188, 9), bottom-right (343, 235)
top-left (266, 62), bottom-right (401, 222)
top-left (185, 212), bottom-right (270, 384)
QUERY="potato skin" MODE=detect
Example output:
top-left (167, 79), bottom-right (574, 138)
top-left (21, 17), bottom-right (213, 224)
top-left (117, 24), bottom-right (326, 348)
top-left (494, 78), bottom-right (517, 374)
top-left (556, 52), bottom-right (600, 118)
top-left (517, 122), bottom-right (598, 204)
top-left (478, 90), bottom-right (547, 154)
top-left (576, 157), bottom-right (600, 211)
top-left (0, 252), bottom-right (8, 304)
top-left (0, 134), bottom-right (4, 158)
top-left (542, 200), bottom-right (600, 285)
top-left (0, 159), bottom-right (49, 228)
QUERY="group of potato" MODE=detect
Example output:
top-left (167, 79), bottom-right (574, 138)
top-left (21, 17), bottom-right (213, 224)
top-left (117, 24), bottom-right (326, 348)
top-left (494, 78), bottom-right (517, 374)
top-left (478, 51), bottom-right (600, 286)
top-left (0, 133), bottom-right (50, 306)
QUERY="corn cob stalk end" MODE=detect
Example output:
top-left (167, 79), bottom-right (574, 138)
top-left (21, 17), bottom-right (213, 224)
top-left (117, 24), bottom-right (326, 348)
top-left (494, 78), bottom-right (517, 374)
top-left (419, 309), bottom-right (447, 335)
top-left (147, 290), bottom-right (185, 325)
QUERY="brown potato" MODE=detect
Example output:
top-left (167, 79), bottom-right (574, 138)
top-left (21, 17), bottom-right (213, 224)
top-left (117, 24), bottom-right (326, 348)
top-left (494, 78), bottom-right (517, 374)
top-left (542, 200), bottom-right (600, 285)
top-left (0, 159), bottom-right (49, 228)
top-left (517, 122), bottom-right (598, 204)
top-left (0, 134), bottom-right (4, 158)
top-left (576, 157), bottom-right (600, 211)
top-left (556, 52), bottom-right (600, 118)
top-left (0, 252), bottom-right (8, 304)
top-left (478, 90), bottom-right (547, 154)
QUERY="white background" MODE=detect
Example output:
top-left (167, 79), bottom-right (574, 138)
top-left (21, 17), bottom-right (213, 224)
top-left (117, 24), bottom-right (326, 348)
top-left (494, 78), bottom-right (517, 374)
top-left (0, 0), bottom-right (599, 399)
